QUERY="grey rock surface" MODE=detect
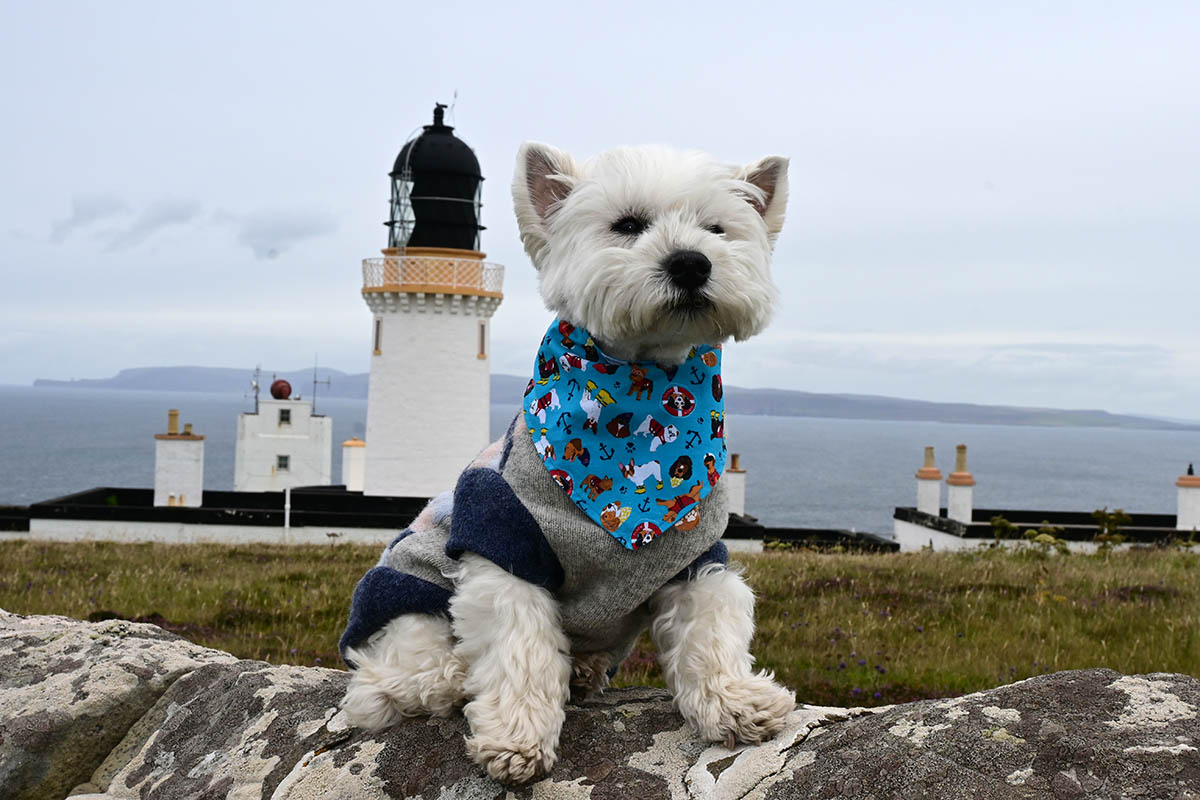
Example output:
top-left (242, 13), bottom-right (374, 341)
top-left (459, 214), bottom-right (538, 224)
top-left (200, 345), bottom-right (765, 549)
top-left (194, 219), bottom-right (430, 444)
top-left (0, 610), bottom-right (237, 800)
top-left (765, 670), bottom-right (1200, 800)
top-left (2, 611), bottom-right (1198, 800)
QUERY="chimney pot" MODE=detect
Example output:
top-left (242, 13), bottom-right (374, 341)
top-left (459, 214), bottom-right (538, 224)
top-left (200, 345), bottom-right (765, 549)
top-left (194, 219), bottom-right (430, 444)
top-left (947, 443), bottom-right (976, 487)
top-left (915, 446), bottom-right (943, 481)
top-left (167, 409), bottom-right (179, 435)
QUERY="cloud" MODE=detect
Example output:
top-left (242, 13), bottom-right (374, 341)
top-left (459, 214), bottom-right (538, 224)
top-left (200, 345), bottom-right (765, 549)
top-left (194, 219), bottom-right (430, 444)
top-left (0, 330), bottom-right (34, 351)
top-left (215, 209), bottom-right (338, 260)
top-left (767, 334), bottom-right (1178, 384)
top-left (974, 342), bottom-right (1172, 377)
top-left (104, 198), bottom-right (203, 251)
top-left (49, 194), bottom-right (130, 242)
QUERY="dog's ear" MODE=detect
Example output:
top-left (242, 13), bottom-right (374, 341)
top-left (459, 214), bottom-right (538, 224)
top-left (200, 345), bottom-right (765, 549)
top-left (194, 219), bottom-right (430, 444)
top-left (736, 156), bottom-right (789, 241)
top-left (513, 142), bottom-right (580, 267)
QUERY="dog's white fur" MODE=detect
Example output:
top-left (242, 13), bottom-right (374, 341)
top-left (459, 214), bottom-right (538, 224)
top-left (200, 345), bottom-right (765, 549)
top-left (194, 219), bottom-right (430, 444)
top-left (451, 554), bottom-right (571, 783)
top-left (342, 614), bottom-right (467, 728)
top-left (650, 564), bottom-right (795, 746)
top-left (343, 142), bottom-right (794, 783)
top-left (514, 143), bottom-right (786, 365)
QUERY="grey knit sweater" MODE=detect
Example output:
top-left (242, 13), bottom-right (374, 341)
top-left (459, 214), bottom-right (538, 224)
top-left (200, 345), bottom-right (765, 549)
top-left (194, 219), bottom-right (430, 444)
top-left (340, 416), bottom-right (728, 667)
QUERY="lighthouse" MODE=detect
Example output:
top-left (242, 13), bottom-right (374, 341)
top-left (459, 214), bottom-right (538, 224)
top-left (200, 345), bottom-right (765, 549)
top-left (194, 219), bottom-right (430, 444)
top-left (360, 104), bottom-right (505, 497)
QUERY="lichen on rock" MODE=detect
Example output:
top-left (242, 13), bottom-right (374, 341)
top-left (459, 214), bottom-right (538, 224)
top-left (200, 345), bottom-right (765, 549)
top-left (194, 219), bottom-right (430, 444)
top-left (2, 611), bottom-right (1199, 799)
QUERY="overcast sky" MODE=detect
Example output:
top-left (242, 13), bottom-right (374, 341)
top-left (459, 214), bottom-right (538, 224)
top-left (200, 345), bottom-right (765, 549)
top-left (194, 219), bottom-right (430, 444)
top-left (2, 1), bottom-right (1197, 419)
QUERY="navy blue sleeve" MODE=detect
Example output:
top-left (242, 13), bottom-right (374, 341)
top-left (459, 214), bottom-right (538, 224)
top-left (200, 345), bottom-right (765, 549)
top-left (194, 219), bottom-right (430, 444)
top-left (671, 540), bottom-right (729, 582)
top-left (339, 566), bottom-right (453, 667)
top-left (445, 467), bottom-right (565, 592)
top-left (497, 413), bottom-right (522, 471)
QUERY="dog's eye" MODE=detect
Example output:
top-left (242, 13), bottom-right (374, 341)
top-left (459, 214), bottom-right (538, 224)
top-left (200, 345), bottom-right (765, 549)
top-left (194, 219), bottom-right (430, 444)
top-left (705, 223), bottom-right (725, 236)
top-left (611, 215), bottom-right (649, 236)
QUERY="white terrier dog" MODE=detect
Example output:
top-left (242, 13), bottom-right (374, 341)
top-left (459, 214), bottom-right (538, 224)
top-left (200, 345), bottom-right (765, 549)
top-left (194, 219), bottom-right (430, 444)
top-left (340, 142), bottom-right (793, 783)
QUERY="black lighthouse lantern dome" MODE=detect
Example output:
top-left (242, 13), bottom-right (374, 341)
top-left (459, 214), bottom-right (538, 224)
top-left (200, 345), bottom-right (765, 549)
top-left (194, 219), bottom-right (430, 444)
top-left (387, 104), bottom-right (485, 251)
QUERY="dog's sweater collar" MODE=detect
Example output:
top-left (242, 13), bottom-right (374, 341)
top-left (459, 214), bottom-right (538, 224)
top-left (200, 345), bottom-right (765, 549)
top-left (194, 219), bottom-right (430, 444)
top-left (523, 318), bottom-right (727, 551)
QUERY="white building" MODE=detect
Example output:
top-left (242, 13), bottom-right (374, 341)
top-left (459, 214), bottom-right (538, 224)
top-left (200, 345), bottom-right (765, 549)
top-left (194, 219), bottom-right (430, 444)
top-left (154, 409), bottom-right (205, 507)
top-left (360, 104), bottom-right (504, 497)
top-left (893, 445), bottom-right (1191, 552)
top-left (234, 379), bottom-right (332, 492)
top-left (1179, 464), bottom-right (1200, 532)
top-left (341, 437), bottom-right (366, 492)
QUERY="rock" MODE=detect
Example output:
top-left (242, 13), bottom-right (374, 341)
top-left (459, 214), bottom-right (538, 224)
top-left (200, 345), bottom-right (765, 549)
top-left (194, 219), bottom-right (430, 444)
top-left (67, 671), bottom-right (858, 800)
top-left (2, 611), bottom-right (1198, 800)
top-left (764, 670), bottom-right (1200, 800)
top-left (71, 659), bottom-right (350, 799)
top-left (0, 609), bottom-right (237, 800)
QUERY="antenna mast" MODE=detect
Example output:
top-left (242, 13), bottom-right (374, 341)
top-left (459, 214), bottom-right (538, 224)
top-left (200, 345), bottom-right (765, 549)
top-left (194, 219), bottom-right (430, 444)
top-left (312, 358), bottom-right (331, 415)
top-left (251, 365), bottom-right (262, 414)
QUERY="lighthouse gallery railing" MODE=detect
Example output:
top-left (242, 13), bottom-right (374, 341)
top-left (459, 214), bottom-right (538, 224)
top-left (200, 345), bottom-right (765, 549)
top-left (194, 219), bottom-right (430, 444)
top-left (362, 256), bottom-right (504, 296)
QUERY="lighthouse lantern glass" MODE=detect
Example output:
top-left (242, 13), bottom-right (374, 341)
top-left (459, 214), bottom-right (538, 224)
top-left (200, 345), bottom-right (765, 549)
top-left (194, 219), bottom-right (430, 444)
top-left (385, 106), bottom-right (485, 252)
top-left (388, 169), bottom-right (417, 249)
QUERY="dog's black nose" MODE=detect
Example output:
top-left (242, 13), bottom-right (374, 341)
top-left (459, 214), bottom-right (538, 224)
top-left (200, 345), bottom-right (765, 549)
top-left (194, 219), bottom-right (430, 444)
top-left (664, 250), bottom-right (711, 291)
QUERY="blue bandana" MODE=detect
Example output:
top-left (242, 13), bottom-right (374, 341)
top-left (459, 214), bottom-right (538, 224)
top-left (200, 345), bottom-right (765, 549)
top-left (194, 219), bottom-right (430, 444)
top-left (523, 319), bottom-right (727, 551)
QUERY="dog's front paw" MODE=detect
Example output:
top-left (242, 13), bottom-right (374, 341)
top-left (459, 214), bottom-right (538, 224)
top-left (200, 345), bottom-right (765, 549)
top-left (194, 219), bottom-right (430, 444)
top-left (681, 672), bottom-right (796, 747)
top-left (466, 736), bottom-right (556, 784)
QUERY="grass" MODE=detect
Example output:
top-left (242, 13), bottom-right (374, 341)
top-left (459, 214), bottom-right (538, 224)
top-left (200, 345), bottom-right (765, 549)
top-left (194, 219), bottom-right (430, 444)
top-left (2, 540), bottom-right (1198, 707)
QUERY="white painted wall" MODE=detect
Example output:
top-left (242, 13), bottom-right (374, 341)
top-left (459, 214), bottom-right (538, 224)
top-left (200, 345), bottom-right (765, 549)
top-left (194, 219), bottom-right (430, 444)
top-left (916, 478), bottom-right (941, 516)
top-left (342, 443), bottom-right (366, 492)
top-left (947, 484), bottom-right (974, 523)
top-left (1179, 485), bottom-right (1200, 531)
top-left (17, 517), bottom-right (762, 552)
top-left (894, 518), bottom-right (965, 552)
top-left (234, 398), bottom-right (333, 492)
top-left (724, 470), bottom-right (746, 517)
top-left (154, 439), bottom-right (204, 507)
top-left (362, 292), bottom-right (501, 497)
top-left (22, 518), bottom-right (398, 547)
top-left (894, 517), bottom-right (1140, 554)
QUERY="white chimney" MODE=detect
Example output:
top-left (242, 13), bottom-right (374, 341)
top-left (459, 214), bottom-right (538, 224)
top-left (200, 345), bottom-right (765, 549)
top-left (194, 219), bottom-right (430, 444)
top-left (342, 437), bottom-right (366, 492)
top-left (915, 446), bottom-right (942, 516)
top-left (1178, 464), bottom-right (1200, 532)
top-left (724, 453), bottom-right (746, 517)
top-left (154, 410), bottom-right (204, 507)
top-left (946, 444), bottom-right (976, 524)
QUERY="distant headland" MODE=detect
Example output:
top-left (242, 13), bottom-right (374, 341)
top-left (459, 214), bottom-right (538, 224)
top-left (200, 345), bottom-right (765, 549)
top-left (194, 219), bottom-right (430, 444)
top-left (31, 366), bottom-right (1200, 432)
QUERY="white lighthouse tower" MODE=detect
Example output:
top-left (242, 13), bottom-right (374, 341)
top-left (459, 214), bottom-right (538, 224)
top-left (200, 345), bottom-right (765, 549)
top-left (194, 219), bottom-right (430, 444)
top-left (360, 104), bottom-right (505, 497)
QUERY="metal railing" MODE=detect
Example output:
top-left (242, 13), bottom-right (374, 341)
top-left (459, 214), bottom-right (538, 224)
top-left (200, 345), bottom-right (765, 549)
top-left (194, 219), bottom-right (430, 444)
top-left (362, 256), bottom-right (504, 294)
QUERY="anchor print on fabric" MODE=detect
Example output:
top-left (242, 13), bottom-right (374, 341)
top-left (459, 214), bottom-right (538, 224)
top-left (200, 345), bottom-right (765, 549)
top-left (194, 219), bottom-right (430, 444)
top-left (523, 319), bottom-right (726, 551)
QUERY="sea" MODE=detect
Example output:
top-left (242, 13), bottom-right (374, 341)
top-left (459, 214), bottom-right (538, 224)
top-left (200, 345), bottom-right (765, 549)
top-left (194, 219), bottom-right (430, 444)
top-left (1, 385), bottom-right (1197, 536)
